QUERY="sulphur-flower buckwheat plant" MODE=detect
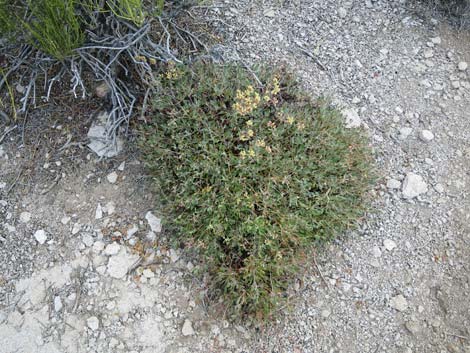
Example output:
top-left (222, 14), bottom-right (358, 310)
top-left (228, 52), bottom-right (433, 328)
top-left (140, 63), bottom-right (374, 320)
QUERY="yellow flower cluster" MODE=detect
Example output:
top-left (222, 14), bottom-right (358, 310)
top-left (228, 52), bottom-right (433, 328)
top-left (165, 66), bottom-right (181, 80)
top-left (240, 129), bottom-right (255, 141)
top-left (240, 148), bottom-right (256, 160)
top-left (255, 139), bottom-right (266, 148)
top-left (271, 77), bottom-right (281, 96)
top-left (233, 85), bottom-right (261, 115)
top-left (134, 55), bottom-right (157, 65)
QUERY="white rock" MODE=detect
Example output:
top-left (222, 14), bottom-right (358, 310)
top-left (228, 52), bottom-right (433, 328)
top-left (399, 127), bottom-right (413, 139)
top-left (451, 80), bottom-right (460, 89)
top-left (104, 242), bottom-right (121, 256)
top-left (402, 173), bottom-right (428, 199)
top-left (431, 37), bottom-right (441, 44)
top-left (107, 249), bottom-right (139, 279)
top-left (386, 179), bottom-right (401, 190)
top-left (93, 241), bottom-right (105, 253)
top-left (61, 216), bottom-right (71, 225)
top-left (419, 130), bottom-right (434, 142)
top-left (126, 224), bottom-right (139, 238)
top-left (389, 295), bottom-right (408, 312)
top-left (338, 7), bottom-right (347, 18)
top-left (343, 108), bottom-right (361, 128)
top-left (104, 202), bottom-right (115, 215)
top-left (263, 8), bottom-right (275, 17)
top-left (95, 204), bottom-right (103, 220)
top-left (87, 316), bottom-right (100, 331)
top-left (118, 162), bottom-right (126, 171)
top-left (169, 249), bottom-right (179, 263)
top-left (142, 269), bottom-right (155, 278)
top-left (87, 113), bottom-right (124, 158)
top-left (434, 183), bottom-right (444, 194)
top-left (146, 231), bottom-right (156, 242)
top-left (458, 61), bottom-right (468, 71)
top-left (20, 212), bottom-right (31, 223)
top-left (383, 239), bottom-right (396, 251)
top-left (71, 223), bottom-right (81, 235)
top-left (81, 234), bottom-right (94, 247)
top-left (321, 309), bottom-right (331, 318)
top-left (0, 181), bottom-right (6, 189)
top-left (145, 212), bottom-right (162, 233)
top-left (423, 49), bottom-right (433, 58)
top-left (182, 319), bottom-right (195, 336)
top-left (106, 172), bottom-right (118, 184)
top-left (54, 296), bottom-right (63, 312)
top-left (34, 229), bottom-right (47, 244)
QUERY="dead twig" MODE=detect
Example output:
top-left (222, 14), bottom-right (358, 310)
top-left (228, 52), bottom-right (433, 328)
top-left (313, 253), bottom-right (330, 290)
top-left (295, 43), bottom-right (328, 72)
top-left (445, 332), bottom-right (469, 340)
top-left (40, 173), bottom-right (62, 195)
top-left (0, 125), bottom-right (17, 145)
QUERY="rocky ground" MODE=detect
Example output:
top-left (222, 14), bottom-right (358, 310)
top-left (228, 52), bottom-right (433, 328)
top-left (1, 0), bottom-right (470, 352)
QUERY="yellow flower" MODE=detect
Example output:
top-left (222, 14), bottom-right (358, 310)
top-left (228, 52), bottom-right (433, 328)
top-left (248, 149), bottom-right (256, 158)
top-left (240, 133), bottom-right (249, 141)
top-left (233, 86), bottom-right (261, 115)
top-left (148, 57), bottom-right (157, 65)
top-left (247, 129), bottom-right (254, 137)
top-left (297, 122), bottom-right (305, 130)
top-left (263, 95), bottom-right (270, 102)
top-left (265, 146), bottom-right (272, 153)
top-left (240, 150), bottom-right (247, 159)
top-left (271, 77), bottom-right (281, 96)
top-left (246, 120), bottom-right (253, 127)
top-left (255, 139), bottom-right (266, 148)
top-left (286, 116), bottom-right (295, 125)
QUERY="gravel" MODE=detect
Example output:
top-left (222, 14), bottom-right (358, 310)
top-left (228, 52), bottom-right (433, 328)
top-left (1, 1), bottom-right (469, 353)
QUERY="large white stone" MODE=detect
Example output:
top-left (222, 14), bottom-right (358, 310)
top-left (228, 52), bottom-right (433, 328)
top-left (33, 230), bottom-right (47, 245)
top-left (342, 108), bottom-right (362, 128)
top-left (182, 319), bottom-right (195, 336)
top-left (390, 295), bottom-right (408, 312)
top-left (107, 248), bottom-right (139, 279)
top-left (87, 316), bottom-right (100, 331)
top-left (402, 173), bottom-right (427, 199)
top-left (145, 212), bottom-right (162, 233)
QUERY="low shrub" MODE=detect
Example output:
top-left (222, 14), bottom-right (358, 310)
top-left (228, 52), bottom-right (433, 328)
top-left (140, 62), bottom-right (374, 318)
top-left (417, 0), bottom-right (470, 27)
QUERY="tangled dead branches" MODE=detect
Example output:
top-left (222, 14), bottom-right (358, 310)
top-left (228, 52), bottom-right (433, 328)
top-left (0, 10), bottom-right (204, 145)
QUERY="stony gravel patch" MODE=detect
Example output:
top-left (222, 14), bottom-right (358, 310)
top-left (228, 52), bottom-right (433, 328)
top-left (1, 0), bottom-right (469, 352)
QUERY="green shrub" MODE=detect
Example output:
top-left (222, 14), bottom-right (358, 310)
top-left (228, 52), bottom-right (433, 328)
top-left (106, 0), bottom-right (146, 26)
top-left (24, 0), bottom-right (84, 60)
top-left (0, 0), bottom-right (19, 37)
top-left (0, 0), bottom-right (158, 59)
top-left (140, 62), bottom-right (374, 318)
top-left (418, 0), bottom-right (470, 26)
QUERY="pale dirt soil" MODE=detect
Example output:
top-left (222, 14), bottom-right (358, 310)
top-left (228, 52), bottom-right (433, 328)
top-left (1, 1), bottom-right (470, 352)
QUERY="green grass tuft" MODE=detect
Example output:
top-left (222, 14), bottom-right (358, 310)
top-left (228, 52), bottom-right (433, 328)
top-left (140, 62), bottom-right (375, 319)
top-left (24, 0), bottom-right (84, 60)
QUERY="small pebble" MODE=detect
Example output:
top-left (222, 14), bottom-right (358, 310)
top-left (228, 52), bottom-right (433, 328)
top-left (107, 172), bottom-right (118, 184)
top-left (34, 229), bottom-right (47, 245)
top-left (383, 239), bottom-right (397, 251)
